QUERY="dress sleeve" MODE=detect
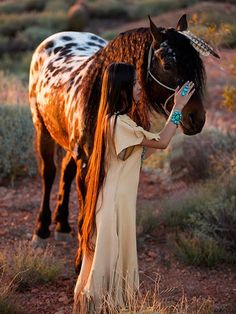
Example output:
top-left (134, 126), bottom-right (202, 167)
top-left (112, 115), bottom-right (160, 157)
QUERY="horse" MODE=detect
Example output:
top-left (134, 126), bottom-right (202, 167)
top-left (29, 14), bottom-right (219, 272)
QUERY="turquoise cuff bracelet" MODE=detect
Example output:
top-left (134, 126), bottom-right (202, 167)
top-left (171, 110), bottom-right (182, 126)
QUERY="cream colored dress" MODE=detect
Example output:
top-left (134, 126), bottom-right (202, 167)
top-left (74, 114), bottom-right (160, 313)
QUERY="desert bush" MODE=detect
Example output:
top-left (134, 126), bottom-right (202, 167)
top-left (0, 53), bottom-right (32, 79)
top-left (136, 200), bottom-right (159, 235)
top-left (45, 0), bottom-right (70, 12)
top-left (0, 34), bottom-right (9, 54)
top-left (22, 26), bottom-right (54, 50)
top-left (160, 175), bottom-right (236, 266)
top-left (189, 10), bottom-right (236, 48)
top-left (0, 242), bottom-right (63, 289)
top-left (222, 86), bottom-right (236, 112)
top-left (126, 0), bottom-right (187, 21)
top-left (169, 128), bottom-right (236, 182)
top-left (171, 232), bottom-right (231, 267)
top-left (0, 0), bottom-right (45, 14)
top-left (88, 0), bottom-right (127, 19)
top-left (35, 10), bottom-right (67, 30)
top-left (0, 72), bottom-right (28, 105)
top-left (189, 177), bottom-right (236, 251)
top-left (0, 11), bottom-right (67, 40)
top-left (0, 13), bottom-right (35, 37)
top-left (0, 103), bottom-right (37, 183)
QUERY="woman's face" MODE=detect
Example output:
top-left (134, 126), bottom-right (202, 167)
top-left (133, 73), bottom-right (141, 103)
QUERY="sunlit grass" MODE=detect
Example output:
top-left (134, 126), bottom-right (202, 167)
top-left (0, 71), bottom-right (28, 106)
top-left (73, 273), bottom-right (214, 313)
top-left (0, 241), bottom-right (63, 289)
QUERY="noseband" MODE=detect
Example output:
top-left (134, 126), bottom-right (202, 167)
top-left (146, 44), bottom-right (176, 118)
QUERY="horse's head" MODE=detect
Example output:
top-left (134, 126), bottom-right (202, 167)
top-left (147, 15), bottom-right (219, 135)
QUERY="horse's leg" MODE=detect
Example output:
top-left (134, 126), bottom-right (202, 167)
top-left (32, 121), bottom-right (56, 245)
top-left (53, 151), bottom-right (77, 241)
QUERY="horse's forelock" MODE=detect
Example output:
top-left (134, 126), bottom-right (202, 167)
top-left (164, 28), bottom-right (206, 100)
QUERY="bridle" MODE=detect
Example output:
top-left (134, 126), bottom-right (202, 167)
top-left (146, 44), bottom-right (176, 118)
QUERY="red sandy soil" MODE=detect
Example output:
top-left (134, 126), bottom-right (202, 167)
top-left (1, 6), bottom-right (236, 313)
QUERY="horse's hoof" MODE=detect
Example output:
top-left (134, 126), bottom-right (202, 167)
top-left (31, 234), bottom-right (47, 248)
top-left (54, 231), bottom-right (72, 243)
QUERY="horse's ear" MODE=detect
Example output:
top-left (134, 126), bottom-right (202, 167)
top-left (176, 14), bottom-right (188, 31)
top-left (148, 15), bottom-right (163, 44)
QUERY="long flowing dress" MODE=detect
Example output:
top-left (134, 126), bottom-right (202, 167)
top-left (74, 114), bottom-right (160, 313)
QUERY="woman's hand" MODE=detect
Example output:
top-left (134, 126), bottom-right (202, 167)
top-left (173, 81), bottom-right (195, 111)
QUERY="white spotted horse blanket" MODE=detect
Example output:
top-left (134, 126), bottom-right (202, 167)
top-left (29, 32), bottom-right (107, 157)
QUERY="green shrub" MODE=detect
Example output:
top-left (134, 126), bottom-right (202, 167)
top-left (0, 103), bottom-right (37, 183)
top-left (0, 72), bottom-right (28, 105)
top-left (88, 0), bottom-right (127, 19)
top-left (0, 242), bottom-right (63, 288)
top-left (169, 128), bottom-right (236, 181)
top-left (0, 0), bottom-right (45, 14)
top-left (0, 13), bottom-right (35, 37)
top-left (189, 177), bottom-right (236, 251)
top-left (188, 8), bottom-right (236, 48)
top-left (0, 53), bottom-right (32, 79)
top-left (159, 186), bottom-right (208, 230)
top-left (22, 26), bottom-right (54, 50)
top-left (45, 0), bottom-right (70, 12)
top-left (0, 34), bottom-right (9, 54)
top-left (137, 200), bottom-right (159, 235)
top-left (160, 175), bottom-right (236, 266)
top-left (223, 85), bottom-right (236, 112)
top-left (126, 0), bottom-right (187, 21)
top-left (0, 11), bottom-right (67, 39)
top-left (171, 232), bottom-right (232, 267)
top-left (35, 10), bottom-right (67, 30)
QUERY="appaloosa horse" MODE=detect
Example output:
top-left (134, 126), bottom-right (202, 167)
top-left (29, 15), bottom-right (219, 271)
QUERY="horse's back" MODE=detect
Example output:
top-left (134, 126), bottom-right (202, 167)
top-left (29, 31), bottom-right (107, 94)
top-left (29, 31), bottom-right (107, 150)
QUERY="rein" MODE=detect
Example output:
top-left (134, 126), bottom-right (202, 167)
top-left (146, 44), bottom-right (176, 118)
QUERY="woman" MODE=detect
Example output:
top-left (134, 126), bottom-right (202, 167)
top-left (74, 63), bottom-right (195, 313)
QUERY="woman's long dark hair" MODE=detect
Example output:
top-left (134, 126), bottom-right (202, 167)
top-left (80, 63), bottom-right (137, 255)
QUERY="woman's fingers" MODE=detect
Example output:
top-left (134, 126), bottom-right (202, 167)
top-left (185, 88), bottom-right (195, 101)
top-left (179, 81), bottom-right (195, 96)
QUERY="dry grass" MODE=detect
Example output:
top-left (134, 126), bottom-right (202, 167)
top-left (0, 241), bottom-right (63, 289)
top-left (0, 71), bottom-right (28, 106)
top-left (0, 269), bottom-right (23, 314)
top-left (74, 273), bottom-right (213, 313)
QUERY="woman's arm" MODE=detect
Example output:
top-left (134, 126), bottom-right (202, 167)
top-left (141, 81), bottom-right (195, 150)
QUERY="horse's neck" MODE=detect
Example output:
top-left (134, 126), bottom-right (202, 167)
top-left (104, 28), bottom-right (151, 65)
